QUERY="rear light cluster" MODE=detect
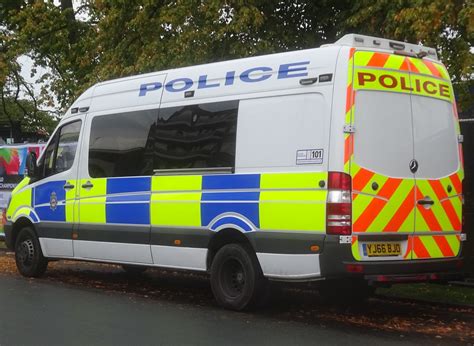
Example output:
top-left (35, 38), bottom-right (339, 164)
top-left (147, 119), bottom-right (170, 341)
top-left (326, 172), bottom-right (352, 235)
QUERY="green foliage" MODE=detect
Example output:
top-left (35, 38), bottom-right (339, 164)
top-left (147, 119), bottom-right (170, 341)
top-left (0, 0), bottom-right (472, 117)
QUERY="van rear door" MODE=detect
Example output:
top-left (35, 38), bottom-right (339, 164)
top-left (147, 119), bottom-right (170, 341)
top-left (348, 51), bottom-right (463, 261)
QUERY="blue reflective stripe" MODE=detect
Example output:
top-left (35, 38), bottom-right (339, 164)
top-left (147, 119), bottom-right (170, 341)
top-left (106, 203), bottom-right (149, 224)
top-left (201, 202), bottom-right (259, 228)
top-left (35, 205), bottom-right (65, 222)
top-left (202, 174), bottom-right (260, 190)
top-left (34, 181), bottom-right (66, 206)
top-left (107, 177), bottom-right (151, 195)
top-left (29, 211), bottom-right (39, 223)
top-left (211, 216), bottom-right (253, 232)
top-left (201, 192), bottom-right (259, 201)
top-left (106, 194), bottom-right (150, 203)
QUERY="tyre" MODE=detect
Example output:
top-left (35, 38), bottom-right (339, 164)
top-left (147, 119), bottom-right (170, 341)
top-left (210, 243), bottom-right (265, 311)
top-left (122, 264), bottom-right (147, 275)
top-left (14, 227), bottom-right (48, 278)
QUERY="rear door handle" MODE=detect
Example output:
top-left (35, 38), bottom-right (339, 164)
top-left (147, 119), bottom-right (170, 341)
top-left (82, 181), bottom-right (94, 189)
top-left (417, 199), bottom-right (434, 206)
top-left (63, 182), bottom-right (75, 190)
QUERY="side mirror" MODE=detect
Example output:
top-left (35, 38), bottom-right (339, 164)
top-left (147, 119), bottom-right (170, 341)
top-left (26, 151), bottom-right (38, 178)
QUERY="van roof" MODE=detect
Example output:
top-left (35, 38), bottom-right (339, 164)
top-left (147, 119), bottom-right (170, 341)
top-left (327, 34), bottom-right (438, 61)
top-left (63, 33), bottom-right (439, 121)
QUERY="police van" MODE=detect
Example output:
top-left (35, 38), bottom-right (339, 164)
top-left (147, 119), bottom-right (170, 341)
top-left (4, 34), bottom-right (465, 310)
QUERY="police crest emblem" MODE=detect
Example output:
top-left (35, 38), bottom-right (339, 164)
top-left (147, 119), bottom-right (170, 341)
top-left (50, 191), bottom-right (58, 210)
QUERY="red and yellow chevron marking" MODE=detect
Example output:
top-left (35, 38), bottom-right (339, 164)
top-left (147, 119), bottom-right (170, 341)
top-left (353, 51), bottom-right (453, 103)
top-left (351, 163), bottom-right (415, 233)
top-left (407, 234), bottom-right (461, 259)
top-left (351, 234), bottom-right (461, 261)
top-left (415, 180), bottom-right (462, 232)
top-left (344, 48), bottom-right (356, 174)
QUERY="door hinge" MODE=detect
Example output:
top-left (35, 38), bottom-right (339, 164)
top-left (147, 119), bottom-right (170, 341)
top-left (343, 124), bottom-right (355, 133)
top-left (458, 134), bottom-right (464, 143)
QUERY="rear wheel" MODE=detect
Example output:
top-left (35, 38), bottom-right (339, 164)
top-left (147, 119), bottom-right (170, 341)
top-left (15, 227), bottom-right (48, 278)
top-left (210, 243), bottom-right (265, 311)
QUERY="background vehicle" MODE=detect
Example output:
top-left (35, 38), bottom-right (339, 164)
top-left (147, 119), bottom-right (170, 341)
top-left (4, 34), bottom-right (465, 310)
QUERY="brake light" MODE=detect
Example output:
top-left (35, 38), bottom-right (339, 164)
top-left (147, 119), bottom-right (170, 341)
top-left (326, 172), bottom-right (352, 235)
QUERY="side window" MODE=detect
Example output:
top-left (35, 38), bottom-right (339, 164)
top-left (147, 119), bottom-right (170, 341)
top-left (39, 120), bottom-right (81, 179)
top-left (154, 101), bottom-right (238, 170)
top-left (55, 121), bottom-right (81, 173)
top-left (89, 110), bottom-right (157, 178)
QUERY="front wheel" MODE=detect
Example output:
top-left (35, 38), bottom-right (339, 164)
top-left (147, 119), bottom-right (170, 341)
top-left (210, 243), bottom-right (265, 311)
top-left (15, 227), bottom-right (48, 278)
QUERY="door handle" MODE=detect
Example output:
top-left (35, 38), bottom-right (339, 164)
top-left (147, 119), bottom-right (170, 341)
top-left (82, 181), bottom-right (94, 189)
top-left (417, 199), bottom-right (434, 206)
top-left (63, 182), bottom-right (75, 190)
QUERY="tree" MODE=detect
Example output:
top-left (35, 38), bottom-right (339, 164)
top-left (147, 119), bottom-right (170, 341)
top-left (1, 0), bottom-right (472, 116)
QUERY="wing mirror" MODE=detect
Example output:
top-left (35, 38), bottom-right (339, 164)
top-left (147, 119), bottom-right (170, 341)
top-left (26, 151), bottom-right (38, 178)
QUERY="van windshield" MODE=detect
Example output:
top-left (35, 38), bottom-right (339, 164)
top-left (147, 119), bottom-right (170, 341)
top-left (353, 90), bottom-right (458, 179)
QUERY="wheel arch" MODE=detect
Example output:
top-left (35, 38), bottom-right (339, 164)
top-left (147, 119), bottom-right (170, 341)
top-left (206, 228), bottom-right (258, 271)
top-left (11, 217), bottom-right (37, 248)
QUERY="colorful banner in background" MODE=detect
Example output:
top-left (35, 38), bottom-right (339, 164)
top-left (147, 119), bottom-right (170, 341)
top-left (0, 144), bottom-right (45, 237)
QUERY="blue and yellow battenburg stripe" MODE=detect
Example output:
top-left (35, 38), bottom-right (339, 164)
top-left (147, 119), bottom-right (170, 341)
top-left (10, 172), bottom-right (328, 233)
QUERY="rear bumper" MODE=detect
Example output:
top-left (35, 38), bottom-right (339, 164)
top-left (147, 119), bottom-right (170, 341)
top-left (320, 235), bottom-right (463, 281)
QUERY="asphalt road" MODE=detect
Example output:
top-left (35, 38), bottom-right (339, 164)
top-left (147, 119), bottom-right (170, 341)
top-left (0, 275), bottom-right (424, 346)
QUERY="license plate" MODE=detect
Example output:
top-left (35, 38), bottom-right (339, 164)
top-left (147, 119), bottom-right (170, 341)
top-left (363, 242), bottom-right (401, 257)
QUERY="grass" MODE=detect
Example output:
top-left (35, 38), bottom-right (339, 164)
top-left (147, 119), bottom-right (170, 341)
top-left (377, 283), bottom-right (474, 306)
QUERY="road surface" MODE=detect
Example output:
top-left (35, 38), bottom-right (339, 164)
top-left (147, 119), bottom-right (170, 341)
top-left (0, 253), bottom-right (472, 345)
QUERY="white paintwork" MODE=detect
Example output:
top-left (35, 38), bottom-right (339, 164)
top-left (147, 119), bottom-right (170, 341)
top-left (39, 238), bottom-right (74, 258)
top-left (236, 93), bottom-right (328, 172)
top-left (257, 252), bottom-right (321, 279)
top-left (151, 245), bottom-right (207, 271)
top-left (74, 240), bottom-right (153, 264)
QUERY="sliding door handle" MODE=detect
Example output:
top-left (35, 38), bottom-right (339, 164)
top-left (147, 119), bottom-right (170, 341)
top-left (82, 181), bottom-right (94, 189)
top-left (63, 182), bottom-right (75, 190)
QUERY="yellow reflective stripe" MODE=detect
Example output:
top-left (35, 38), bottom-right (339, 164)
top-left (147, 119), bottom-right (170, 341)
top-left (78, 178), bottom-right (107, 223)
top-left (416, 180), bottom-right (452, 231)
top-left (445, 235), bottom-right (461, 256)
top-left (434, 62), bottom-right (449, 80)
top-left (65, 179), bottom-right (77, 223)
top-left (12, 177), bottom-right (30, 194)
top-left (7, 186), bottom-right (32, 219)
top-left (365, 179), bottom-right (414, 232)
top-left (409, 73), bottom-right (453, 102)
top-left (383, 54), bottom-right (406, 70)
top-left (353, 51), bottom-right (374, 66)
top-left (421, 235), bottom-right (444, 258)
top-left (407, 57), bottom-right (432, 75)
top-left (151, 175), bottom-right (202, 227)
top-left (260, 173), bottom-right (327, 231)
top-left (12, 206), bottom-right (33, 221)
top-left (351, 236), bottom-right (361, 260)
top-left (260, 172), bottom-right (327, 189)
top-left (152, 175), bottom-right (202, 191)
top-left (354, 67), bottom-right (453, 102)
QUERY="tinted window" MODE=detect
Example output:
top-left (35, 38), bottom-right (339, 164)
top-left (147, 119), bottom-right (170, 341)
top-left (88, 101), bottom-right (238, 178)
top-left (55, 121), bottom-right (81, 173)
top-left (89, 110), bottom-right (156, 178)
top-left (39, 120), bottom-right (81, 178)
top-left (153, 101), bottom-right (238, 170)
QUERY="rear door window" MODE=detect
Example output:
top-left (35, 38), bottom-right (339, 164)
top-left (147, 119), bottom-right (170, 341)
top-left (412, 96), bottom-right (458, 178)
top-left (353, 90), bottom-right (414, 178)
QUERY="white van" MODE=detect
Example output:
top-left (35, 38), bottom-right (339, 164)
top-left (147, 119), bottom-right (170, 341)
top-left (4, 34), bottom-right (465, 310)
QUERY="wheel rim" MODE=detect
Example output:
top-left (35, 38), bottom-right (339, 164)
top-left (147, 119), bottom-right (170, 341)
top-left (17, 238), bottom-right (35, 268)
top-left (221, 258), bottom-right (246, 298)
